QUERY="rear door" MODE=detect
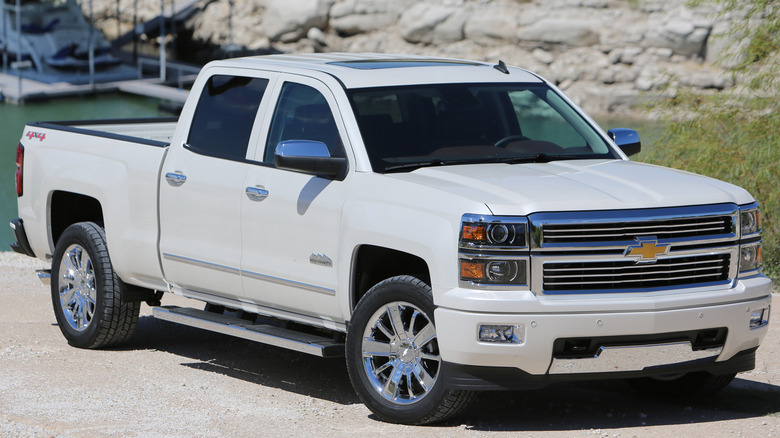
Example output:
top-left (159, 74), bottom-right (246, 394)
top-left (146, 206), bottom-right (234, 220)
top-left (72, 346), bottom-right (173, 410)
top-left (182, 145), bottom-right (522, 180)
top-left (159, 71), bottom-right (276, 300)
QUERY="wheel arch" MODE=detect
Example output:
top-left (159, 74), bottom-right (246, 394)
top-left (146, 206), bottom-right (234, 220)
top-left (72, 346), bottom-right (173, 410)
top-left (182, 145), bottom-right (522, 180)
top-left (350, 244), bottom-right (431, 313)
top-left (49, 190), bottom-right (104, 249)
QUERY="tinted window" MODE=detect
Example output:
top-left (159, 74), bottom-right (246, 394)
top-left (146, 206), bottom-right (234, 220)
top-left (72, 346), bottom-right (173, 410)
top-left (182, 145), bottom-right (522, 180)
top-left (348, 83), bottom-right (615, 172)
top-left (187, 75), bottom-right (268, 160)
top-left (265, 82), bottom-right (345, 163)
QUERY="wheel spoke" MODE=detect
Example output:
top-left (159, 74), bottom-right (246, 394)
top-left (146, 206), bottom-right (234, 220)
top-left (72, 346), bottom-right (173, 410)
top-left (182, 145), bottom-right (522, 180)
top-left (60, 286), bottom-right (77, 306)
top-left (382, 365), bottom-right (405, 401)
top-left (386, 303), bottom-right (408, 339)
top-left (413, 321), bottom-right (436, 348)
top-left (373, 359), bottom-right (394, 377)
top-left (375, 320), bottom-right (394, 341)
top-left (412, 362), bottom-right (436, 392)
top-left (362, 338), bottom-right (394, 357)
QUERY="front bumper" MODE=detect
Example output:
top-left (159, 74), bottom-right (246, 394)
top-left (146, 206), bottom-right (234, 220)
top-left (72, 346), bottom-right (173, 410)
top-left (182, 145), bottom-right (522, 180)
top-left (435, 277), bottom-right (772, 387)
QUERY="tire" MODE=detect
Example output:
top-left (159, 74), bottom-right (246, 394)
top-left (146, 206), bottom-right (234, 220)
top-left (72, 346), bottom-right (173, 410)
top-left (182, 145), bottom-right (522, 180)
top-left (626, 371), bottom-right (736, 398)
top-left (50, 222), bottom-right (140, 349)
top-left (346, 275), bottom-right (475, 425)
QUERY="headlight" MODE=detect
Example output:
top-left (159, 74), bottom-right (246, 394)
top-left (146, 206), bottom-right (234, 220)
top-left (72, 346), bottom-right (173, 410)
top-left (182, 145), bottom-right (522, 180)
top-left (739, 205), bottom-right (761, 237)
top-left (460, 215), bottom-right (528, 249)
top-left (739, 241), bottom-right (762, 276)
top-left (460, 215), bottom-right (530, 287)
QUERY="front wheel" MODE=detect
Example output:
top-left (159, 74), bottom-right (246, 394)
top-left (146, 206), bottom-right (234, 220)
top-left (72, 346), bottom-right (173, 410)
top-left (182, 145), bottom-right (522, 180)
top-left (346, 276), bottom-right (475, 424)
top-left (50, 222), bottom-right (140, 349)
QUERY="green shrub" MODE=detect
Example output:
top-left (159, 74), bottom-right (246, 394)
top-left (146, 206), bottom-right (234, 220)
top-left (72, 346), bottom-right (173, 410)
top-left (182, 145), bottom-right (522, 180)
top-left (637, 0), bottom-right (779, 282)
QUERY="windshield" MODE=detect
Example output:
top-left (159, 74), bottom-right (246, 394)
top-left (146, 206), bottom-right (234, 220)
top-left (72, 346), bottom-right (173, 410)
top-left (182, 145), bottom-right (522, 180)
top-left (347, 83), bottom-right (617, 173)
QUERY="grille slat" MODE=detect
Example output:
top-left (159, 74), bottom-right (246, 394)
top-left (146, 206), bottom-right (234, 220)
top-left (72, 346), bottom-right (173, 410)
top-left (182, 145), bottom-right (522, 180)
top-left (542, 216), bottom-right (733, 244)
top-left (543, 254), bottom-right (730, 292)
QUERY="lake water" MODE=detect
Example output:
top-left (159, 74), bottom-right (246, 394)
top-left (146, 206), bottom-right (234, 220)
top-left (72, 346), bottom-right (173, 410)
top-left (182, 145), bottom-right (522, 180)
top-left (0, 94), bottom-right (162, 252)
top-left (0, 94), bottom-right (661, 253)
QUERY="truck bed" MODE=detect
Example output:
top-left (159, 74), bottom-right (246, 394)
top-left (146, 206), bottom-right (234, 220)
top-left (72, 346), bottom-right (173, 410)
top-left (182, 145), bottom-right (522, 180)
top-left (29, 117), bottom-right (179, 145)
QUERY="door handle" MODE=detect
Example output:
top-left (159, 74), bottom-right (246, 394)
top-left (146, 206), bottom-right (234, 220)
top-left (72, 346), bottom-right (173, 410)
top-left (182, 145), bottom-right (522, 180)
top-left (165, 172), bottom-right (187, 187)
top-left (246, 185), bottom-right (269, 202)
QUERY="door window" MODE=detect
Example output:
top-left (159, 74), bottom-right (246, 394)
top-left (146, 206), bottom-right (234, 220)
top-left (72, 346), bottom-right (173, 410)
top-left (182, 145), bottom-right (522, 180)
top-left (187, 75), bottom-right (269, 161)
top-left (264, 82), bottom-right (345, 164)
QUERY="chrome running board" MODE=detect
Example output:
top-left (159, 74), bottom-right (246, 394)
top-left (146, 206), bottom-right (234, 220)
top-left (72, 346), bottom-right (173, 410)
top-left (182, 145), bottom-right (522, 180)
top-left (153, 306), bottom-right (344, 358)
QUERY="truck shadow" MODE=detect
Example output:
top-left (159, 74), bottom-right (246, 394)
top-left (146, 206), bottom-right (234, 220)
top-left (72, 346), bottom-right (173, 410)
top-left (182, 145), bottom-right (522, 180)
top-left (123, 315), bottom-right (780, 431)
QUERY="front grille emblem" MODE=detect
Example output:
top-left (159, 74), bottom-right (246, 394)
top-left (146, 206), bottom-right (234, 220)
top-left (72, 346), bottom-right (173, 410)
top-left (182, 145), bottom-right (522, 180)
top-left (625, 237), bottom-right (669, 262)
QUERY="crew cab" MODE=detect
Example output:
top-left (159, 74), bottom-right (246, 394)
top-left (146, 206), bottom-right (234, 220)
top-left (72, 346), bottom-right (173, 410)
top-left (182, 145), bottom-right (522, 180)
top-left (11, 53), bottom-right (772, 424)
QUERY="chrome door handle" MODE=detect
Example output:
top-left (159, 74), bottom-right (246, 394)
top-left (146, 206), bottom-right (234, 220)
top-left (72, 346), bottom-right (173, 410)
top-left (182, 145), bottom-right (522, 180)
top-left (246, 185), bottom-right (269, 202)
top-left (165, 172), bottom-right (187, 187)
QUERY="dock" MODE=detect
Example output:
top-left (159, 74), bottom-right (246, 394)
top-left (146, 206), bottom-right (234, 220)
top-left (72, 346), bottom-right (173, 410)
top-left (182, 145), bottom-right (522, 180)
top-left (0, 69), bottom-right (196, 105)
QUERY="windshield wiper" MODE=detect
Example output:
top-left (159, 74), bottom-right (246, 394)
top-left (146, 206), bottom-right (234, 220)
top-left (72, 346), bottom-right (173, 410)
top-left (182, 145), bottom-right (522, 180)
top-left (382, 154), bottom-right (586, 173)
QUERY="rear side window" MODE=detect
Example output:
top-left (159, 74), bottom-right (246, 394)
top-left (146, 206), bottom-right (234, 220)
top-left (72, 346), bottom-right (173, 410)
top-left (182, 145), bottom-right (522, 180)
top-left (187, 75), bottom-right (268, 160)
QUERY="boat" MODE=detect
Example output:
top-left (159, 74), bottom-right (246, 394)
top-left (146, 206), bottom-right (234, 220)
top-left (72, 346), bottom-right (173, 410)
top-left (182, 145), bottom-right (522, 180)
top-left (1, 0), bottom-right (132, 84)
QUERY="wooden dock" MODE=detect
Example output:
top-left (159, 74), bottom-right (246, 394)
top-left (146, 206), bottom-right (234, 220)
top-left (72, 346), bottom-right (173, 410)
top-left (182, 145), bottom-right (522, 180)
top-left (0, 72), bottom-right (192, 104)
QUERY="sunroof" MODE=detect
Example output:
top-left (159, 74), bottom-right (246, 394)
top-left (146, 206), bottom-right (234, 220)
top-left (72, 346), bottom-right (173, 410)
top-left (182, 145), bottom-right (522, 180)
top-left (329, 59), bottom-right (484, 70)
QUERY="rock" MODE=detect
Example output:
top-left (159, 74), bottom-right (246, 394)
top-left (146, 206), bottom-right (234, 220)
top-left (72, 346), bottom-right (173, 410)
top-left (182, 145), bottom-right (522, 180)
top-left (398, 3), bottom-right (459, 44)
top-left (532, 48), bottom-right (555, 65)
top-left (517, 19), bottom-right (600, 47)
top-left (261, 0), bottom-right (335, 43)
top-left (330, 0), bottom-right (408, 35)
top-left (463, 6), bottom-right (518, 45)
top-left (642, 13), bottom-right (712, 58)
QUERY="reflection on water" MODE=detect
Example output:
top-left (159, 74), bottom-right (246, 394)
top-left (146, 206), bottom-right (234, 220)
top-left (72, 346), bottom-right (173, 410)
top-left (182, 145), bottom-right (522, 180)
top-left (0, 94), bottom-right (161, 251)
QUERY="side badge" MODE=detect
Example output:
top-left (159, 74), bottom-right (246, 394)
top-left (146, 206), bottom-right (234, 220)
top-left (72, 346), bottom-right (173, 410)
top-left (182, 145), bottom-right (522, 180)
top-left (310, 253), bottom-right (333, 267)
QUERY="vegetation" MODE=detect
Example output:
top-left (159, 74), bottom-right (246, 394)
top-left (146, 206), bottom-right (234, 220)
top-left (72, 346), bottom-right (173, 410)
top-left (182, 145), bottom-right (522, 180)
top-left (636, 0), bottom-right (779, 282)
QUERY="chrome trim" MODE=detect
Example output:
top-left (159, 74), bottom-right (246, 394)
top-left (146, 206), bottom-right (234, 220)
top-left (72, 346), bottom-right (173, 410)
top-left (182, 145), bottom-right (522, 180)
top-left (165, 171), bottom-right (187, 187)
top-left (243, 270), bottom-right (335, 296)
top-left (529, 204), bottom-right (739, 251)
top-left (245, 185), bottom-right (269, 202)
top-left (163, 253), bottom-right (335, 295)
top-left (163, 253), bottom-right (240, 275)
top-left (549, 341), bottom-right (722, 374)
top-left (36, 269), bottom-right (52, 285)
top-left (531, 246), bottom-right (738, 295)
top-left (173, 286), bottom-right (346, 332)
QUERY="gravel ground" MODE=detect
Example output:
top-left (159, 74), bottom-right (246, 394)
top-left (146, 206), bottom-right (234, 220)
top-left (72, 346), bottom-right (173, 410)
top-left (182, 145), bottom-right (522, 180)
top-left (1, 251), bottom-right (778, 438)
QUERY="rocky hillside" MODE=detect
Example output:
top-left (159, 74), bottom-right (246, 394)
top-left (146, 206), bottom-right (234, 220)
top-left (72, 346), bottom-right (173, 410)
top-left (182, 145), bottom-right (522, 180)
top-left (89, 0), bottom-right (742, 116)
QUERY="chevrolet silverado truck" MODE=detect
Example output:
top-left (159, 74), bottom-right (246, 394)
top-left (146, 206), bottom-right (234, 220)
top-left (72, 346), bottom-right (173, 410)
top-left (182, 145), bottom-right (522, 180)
top-left (11, 53), bottom-right (772, 425)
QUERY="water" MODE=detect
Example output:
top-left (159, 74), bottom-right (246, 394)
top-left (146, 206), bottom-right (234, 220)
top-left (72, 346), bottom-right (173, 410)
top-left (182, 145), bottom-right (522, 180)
top-left (0, 94), bottom-right (162, 252)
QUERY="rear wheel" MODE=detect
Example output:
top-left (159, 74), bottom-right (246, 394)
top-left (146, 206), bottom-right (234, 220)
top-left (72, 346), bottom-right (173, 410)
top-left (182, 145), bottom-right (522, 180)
top-left (51, 222), bottom-right (140, 349)
top-left (346, 276), bottom-right (475, 424)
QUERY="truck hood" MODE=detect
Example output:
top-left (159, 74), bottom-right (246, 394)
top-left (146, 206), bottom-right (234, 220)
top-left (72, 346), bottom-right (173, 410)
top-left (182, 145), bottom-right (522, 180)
top-left (389, 159), bottom-right (754, 215)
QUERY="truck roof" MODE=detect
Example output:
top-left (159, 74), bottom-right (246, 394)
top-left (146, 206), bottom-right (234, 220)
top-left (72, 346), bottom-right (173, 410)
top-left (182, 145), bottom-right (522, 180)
top-left (222, 53), bottom-right (545, 89)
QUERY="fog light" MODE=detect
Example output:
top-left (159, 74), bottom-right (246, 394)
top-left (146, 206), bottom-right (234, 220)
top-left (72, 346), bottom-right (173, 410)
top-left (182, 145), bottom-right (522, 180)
top-left (478, 324), bottom-right (524, 344)
top-left (749, 307), bottom-right (769, 330)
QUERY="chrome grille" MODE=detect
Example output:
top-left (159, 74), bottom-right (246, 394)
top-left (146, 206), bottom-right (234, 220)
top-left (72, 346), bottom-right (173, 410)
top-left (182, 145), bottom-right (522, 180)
top-left (541, 216), bottom-right (733, 244)
top-left (542, 253), bottom-right (731, 292)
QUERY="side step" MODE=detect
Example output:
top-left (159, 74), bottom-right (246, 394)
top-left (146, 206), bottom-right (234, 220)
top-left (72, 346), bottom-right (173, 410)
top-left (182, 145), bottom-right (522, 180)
top-left (152, 306), bottom-right (344, 358)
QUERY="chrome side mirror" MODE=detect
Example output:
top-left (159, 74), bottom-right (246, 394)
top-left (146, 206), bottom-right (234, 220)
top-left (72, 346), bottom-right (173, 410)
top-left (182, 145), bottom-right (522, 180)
top-left (274, 140), bottom-right (347, 180)
top-left (608, 128), bottom-right (641, 157)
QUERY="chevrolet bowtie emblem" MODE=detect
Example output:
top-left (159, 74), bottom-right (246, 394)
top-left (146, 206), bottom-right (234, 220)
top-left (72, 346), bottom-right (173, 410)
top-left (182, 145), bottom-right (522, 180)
top-left (625, 237), bottom-right (669, 262)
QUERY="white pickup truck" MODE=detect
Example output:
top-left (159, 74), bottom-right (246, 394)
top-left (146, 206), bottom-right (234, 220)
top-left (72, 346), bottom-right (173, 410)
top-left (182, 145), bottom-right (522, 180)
top-left (11, 53), bottom-right (772, 425)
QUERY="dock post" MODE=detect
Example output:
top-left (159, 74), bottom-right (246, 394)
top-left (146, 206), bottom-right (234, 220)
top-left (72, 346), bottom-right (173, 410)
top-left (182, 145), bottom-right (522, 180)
top-left (15, 0), bottom-right (21, 103)
top-left (89, 0), bottom-right (95, 89)
top-left (159, 0), bottom-right (166, 82)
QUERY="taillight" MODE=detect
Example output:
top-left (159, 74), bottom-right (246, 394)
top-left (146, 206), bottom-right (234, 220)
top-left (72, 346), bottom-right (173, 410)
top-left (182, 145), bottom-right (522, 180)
top-left (15, 143), bottom-right (24, 197)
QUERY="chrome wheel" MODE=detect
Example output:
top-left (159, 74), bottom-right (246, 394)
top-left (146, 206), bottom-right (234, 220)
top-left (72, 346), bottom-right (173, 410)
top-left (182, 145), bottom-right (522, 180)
top-left (57, 244), bottom-right (96, 331)
top-left (361, 301), bottom-right (441, 405)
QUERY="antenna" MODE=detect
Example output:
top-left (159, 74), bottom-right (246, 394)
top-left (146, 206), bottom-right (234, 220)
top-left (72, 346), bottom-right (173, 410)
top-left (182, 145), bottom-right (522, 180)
top-left (493, 60), bottom-right (510, 74)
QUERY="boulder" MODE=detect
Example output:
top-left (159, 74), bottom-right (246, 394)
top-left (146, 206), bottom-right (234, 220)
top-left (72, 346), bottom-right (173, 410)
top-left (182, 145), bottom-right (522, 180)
top-left (463, 6), bottom-right (518, 45)
top-left (330, 0), bottom-right (408, 35)
top-left (261, 0), bottom-right (335, 43)
top-left (398, 3), bottom-right (463, 44)
top-left (517, 19), bottom-right (600, 47)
